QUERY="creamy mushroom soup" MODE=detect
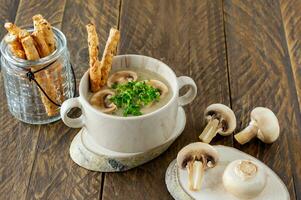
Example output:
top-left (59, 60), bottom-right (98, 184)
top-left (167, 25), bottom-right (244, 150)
top-left (89, 67), bottom-right (172, 116)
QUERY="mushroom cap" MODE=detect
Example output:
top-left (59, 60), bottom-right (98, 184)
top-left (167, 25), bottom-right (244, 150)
top-left (147, 79), bottom-right (169, 98)
top-left (223, 159), bottom-right (267, 199)
top-left (204, 104), bottom-right (236, 136)
top-left (176, 142), bottom-right (219, 169)
top-left (250, 107), bottom-right (280, 143)
top-left (107, 70), bottom-right (138, 88)
top-left (90, 89), bottom-right (117, 113)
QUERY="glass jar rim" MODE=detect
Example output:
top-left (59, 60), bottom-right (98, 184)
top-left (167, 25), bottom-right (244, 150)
top-left (0, 27), bottom-right (67, 68)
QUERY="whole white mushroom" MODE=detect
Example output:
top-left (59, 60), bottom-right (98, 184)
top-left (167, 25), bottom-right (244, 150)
top-left (234, 107), bottom-right (280, 144)
top-left (223, 159), bottom-right (267, 199)
top-left (199, 104), bottom-right (237, 144)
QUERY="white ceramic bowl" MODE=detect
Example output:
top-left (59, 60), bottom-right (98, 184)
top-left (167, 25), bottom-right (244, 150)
top-left (61, 55), bottom-right (197, 153)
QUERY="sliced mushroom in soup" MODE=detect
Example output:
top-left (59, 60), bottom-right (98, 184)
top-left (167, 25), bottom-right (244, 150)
top-left (90, 89), bottom-right (117, 113)
top-left (107, 70), bottom-right (138, 88)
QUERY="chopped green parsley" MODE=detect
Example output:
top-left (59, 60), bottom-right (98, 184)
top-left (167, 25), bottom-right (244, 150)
top-left (110, 81), bottom-right (160, 116)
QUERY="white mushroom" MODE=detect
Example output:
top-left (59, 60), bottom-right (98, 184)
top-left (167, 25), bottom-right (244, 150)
top-left (147, 79), bottom-right (169, 98)
top-left (176, 142), bottom-right (219, 191)
top-left (199, 104), bottom-right (236, 143)
top-left (223, 159), bottom-right (267, 199)
top-left (107, 70), bottom-right (138, 88)
top-left (234, 107), bottom-right (280, 145)
top-left (90, 89), bottom-right (116, 113)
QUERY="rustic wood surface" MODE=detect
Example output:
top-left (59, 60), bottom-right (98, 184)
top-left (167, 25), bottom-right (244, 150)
top-left (0, 0), bottom-right (300, 199)
top-left (224, 0), bottom-right (300, 198)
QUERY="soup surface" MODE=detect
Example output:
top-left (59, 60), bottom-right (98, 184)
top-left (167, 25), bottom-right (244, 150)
top-left (89, 67), bottom-right (172, 116)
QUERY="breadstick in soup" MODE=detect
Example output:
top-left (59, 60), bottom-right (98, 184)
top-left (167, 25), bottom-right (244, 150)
top-left (99, 27), bottom-right (120, 87)
top-left (86, 23), bottom-right (102, 92)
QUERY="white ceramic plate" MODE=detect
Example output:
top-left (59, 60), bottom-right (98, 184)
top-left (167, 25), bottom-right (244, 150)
top-left (166, 145), bottom-right (290, 200)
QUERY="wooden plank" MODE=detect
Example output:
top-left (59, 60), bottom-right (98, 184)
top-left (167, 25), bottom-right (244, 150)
top-left (14, 0), bottom-right (66, 28)
top-left (102, 0), bottom-right (230, 199)
top-left (224, 0), bottom-right (300, 198)
top-left (0, 0), bottom-right (19, 38)
top-left (0, 1), bottom-right (37, 200)
top-left (23, 0), bottom-right (120, 200)
top-left (279, 0), bottom-right (301, 197)
top-left (0, 76), bottom-right (40, 200)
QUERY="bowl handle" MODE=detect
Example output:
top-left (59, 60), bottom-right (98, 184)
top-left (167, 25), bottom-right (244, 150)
top-left (177, 76), bottom-right (197, 106)
top-left (60, 97), bottom-right (84, 128)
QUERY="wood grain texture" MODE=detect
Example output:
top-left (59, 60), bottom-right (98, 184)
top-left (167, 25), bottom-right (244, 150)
top-left (14, 0), bottom-right (66, 28)
top-left (102, 0), bottom-right (230, 199)
top-left (24, 0), bottom-right (120, 200)
top-left (0, 0), bottom-right (19, 38)
top-left (0, 1), bottom-right (38, 200)
top-left (224, 0), bottom-right (300, 198)
top-left (279, 0), bottom-right (301, 108)
top-left (279, 0), bottom-right (301, 197)
top-left (0, 75), bottom-right (40, 200)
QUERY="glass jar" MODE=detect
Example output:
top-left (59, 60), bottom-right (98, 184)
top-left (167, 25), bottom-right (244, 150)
top-left (0, 27), bottom-right (75, 124)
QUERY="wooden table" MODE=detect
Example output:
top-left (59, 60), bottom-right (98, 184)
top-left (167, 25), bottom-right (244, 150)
top-left (1, 0), bottom-right (301, 199)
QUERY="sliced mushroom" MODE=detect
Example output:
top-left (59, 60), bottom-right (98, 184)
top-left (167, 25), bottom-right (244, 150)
top-left (223, 159), bottom-right (267, 199)
top-left (107, 70), bottom-right (138, 88)
top-left (176, 142), bottom-right (219, 191)
top-left (234, 107), bottom-right (280, 145)
top-left (199, 104), bottom-right (236, 143)
top-left (147, 79), bottom-right (169, 98)
top-left (90, 89), bottom-right (116, 113)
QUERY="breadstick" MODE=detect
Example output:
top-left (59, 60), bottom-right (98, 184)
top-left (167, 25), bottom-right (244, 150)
top-left (4, 34), bottom-right (26, 59)
top-left (19, 30), bottom-right (40, 60)
top-left (4, 22), bottom-right (22, 35)
top-left (86, 24), bottom-right (102, 92)
top-left (20, 31), bottom-right (58, 116)
top-left (32, 14), bottom-right (43, 28)
top-left (33, 15), bottom-right (56, 53)
top-left (99, 27), bottom-right (120, 87)
top-left (45, 61), bottom-right (65, 104)
top-left (32, 30), bottom-right (50, 57)
top-left (55, 62), bottom-right (65, 103)
top-left (4, 23), bottom-right (26, 59)
top-left (33, 15), bottom-right (64, 103)
top-left (32, 15), bottom-right (52, 56)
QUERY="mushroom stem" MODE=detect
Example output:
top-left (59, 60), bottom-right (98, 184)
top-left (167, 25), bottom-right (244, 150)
top-left (235, 160), bottom-right (258, 180)
top-left (234, 122), bottom-right (258, 145)
top-left (186, 160), bottom-right (205, 191)
top-left (199, 119), bottom-right (221, 143)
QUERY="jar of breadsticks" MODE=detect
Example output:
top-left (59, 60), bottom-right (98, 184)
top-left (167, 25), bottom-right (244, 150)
top-left (0, 15), bottom-right (75, 124)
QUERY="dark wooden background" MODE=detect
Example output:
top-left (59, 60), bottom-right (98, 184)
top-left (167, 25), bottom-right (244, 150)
top-left (0, 0), bottom-right (300, 199)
